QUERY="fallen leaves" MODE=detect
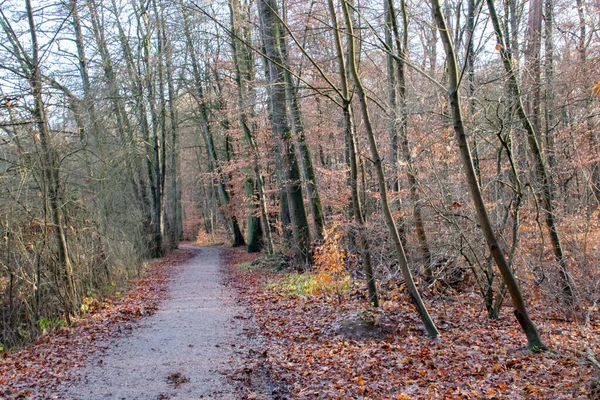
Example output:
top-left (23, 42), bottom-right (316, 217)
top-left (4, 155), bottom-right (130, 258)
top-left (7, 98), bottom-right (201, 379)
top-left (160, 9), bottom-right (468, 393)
top-left (166, 371), bottom-right (190, 387)
top-left (224, 247), bottom-right (600, 399)
top-left (593, 81), bottom-right (600, 96)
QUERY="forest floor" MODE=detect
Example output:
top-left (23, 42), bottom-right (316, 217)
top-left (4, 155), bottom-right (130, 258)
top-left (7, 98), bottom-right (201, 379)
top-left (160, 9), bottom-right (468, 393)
top-left (2, 245), bottom-right (599, 399)
top-left (224, 248), bottom-right (600, 400)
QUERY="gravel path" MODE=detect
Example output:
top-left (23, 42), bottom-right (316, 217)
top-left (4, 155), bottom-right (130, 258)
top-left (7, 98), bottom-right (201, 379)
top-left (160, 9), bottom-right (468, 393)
top-left (60, 246), bottom-right (249, 399)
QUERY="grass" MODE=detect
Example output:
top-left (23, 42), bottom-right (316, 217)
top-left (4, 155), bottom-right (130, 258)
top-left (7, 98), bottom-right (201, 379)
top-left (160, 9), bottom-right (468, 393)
top-left (267, 272), bottom-right (349, 297)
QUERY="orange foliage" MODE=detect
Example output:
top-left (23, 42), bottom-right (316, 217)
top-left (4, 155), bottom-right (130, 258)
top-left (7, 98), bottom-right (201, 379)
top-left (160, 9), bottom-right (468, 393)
top-left (311, 223), bottom-right (349, 296)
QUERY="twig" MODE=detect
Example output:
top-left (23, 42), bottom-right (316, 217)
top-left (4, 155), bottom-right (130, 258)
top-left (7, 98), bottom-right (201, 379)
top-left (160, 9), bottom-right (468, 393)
top-left (586, 348), bottom-right (600, 372)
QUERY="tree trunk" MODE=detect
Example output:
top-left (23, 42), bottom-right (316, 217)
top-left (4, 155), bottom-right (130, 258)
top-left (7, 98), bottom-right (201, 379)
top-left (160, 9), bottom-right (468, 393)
top-left (279, 38), bottom-right (325, 240)
top-left (99, 0), bottom-right (154, 254)
top-left (160, 5), bottom-right (183, 245)
top-left (466, 0), bottom-right (482, 185)
top-left (486, 0), bottom-right (574, 305)
top-left (383, 0), bottom-right (409, 251)
top-left (543, 0), bottom-right (556, 170)
top-left (138, 1), bottom-right (164, 258)
top-left (524, 0), bottom-right (543, 147)
top-left (181, 4), bottom-right (246, 248)
top-left (228, 0), bottom-right (274, 253)
top-left (432, 0), bottom-right (546, 350)
top-left (386, 0), bottom-right (433, 278)
top-left (328, 0), bottom-right (378, 307)
top-left (575, 0), bottom-right (600, 205)
top-left (259, 0), bottom-right (312, 264)
top-left (25, 0), bottom-right (77, 314)
top-left (341, 0), bottom-right (438, 336)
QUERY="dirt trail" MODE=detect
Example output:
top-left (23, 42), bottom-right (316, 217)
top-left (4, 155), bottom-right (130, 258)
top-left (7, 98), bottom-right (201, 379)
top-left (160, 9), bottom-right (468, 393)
top-left (59, 246), bottom-right (252, 399)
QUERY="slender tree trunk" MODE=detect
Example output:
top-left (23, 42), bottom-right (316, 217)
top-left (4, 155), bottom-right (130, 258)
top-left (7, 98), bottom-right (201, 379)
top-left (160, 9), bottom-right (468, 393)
top-left (486, 0), bottom-right (574, 304)
top-left (138, 2), bottom-right (164, 257)
top-left (228, 0), bottom-right (274, 253)
top-left (524, 0), bottom-right (543, 147)
top-left (328, 0), bottom-right (378, 307)
top-left (576, 0), bottom-right (600, 204)
top-left (387, 0), bottom-right (434, 277)
top-left (160, 6), bottom-right (183, 245)
top-left (341, 0), bottom-right (438, 336)
top-left (70, 0), bottom-right (96, 143)
top-left (279, 39), bottom-right (325, 240)
top-left (543, 0), bottom-right (556, 170)
top-left (506, 0), bottom-right (528, 170)
top-left (25, 0), bottom-right (76, 314)
top-left (69, 0), bottom-right (113, 282)
top-left (152, 0), bottom-right (169, 249)
top-left (466, 0), bottom-right (482, 184)
top-left (383, 0), bottom-right (409, 251)
top-left (99, 0), bottom-right (154, 253)
top-left (181, 4), bottom-right (246, 247)
top-left (432, 0), bottom-right (546, 350)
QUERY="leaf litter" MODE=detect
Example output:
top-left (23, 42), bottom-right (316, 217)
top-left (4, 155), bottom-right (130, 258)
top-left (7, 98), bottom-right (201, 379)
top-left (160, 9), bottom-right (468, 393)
top-left (223, 248), bottom-right (599, 399)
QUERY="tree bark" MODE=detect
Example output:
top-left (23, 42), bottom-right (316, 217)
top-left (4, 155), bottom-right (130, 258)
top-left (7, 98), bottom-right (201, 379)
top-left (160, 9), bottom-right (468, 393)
top-left (259, 0), bottom-right (312, 264)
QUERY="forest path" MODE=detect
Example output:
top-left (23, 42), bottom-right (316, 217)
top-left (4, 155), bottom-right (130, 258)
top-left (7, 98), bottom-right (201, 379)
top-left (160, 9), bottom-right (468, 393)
top-left (60, 245), bottom-right (250, 399)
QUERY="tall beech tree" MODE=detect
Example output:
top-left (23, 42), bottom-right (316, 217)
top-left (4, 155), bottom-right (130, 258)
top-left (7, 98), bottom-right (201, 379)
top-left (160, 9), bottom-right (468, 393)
top-left (258, 0), bottom-right (312, 264)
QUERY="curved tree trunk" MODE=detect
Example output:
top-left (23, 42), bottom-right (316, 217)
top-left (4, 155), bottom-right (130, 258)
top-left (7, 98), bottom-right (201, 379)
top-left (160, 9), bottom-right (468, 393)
top-left (341, 0), bottom-right (438, 336)
top-left (432, 0), bottom-right (546, 351)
